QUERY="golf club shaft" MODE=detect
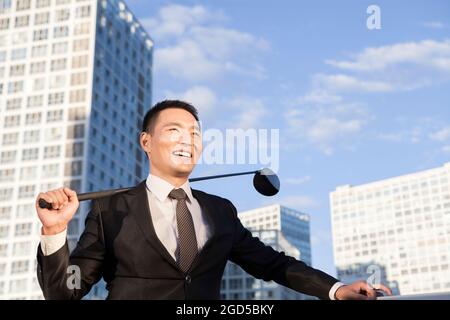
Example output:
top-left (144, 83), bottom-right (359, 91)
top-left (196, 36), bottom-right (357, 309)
top-left (38, 170), bottom-right (258, 209)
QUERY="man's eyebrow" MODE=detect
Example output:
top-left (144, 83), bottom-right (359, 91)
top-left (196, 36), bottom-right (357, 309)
top-left (162, 122), bottom-right (201, 131)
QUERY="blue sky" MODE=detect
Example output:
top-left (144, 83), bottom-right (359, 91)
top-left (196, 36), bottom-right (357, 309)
top-left (126, 0), bottom-right (450, 276)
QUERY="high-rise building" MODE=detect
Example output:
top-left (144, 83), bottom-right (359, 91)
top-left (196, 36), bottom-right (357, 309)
top-left (220, 204), bottom-right (314, 300)
top-left (0, 0), bottom-right (153, 299)
top-left (330, 163), bottom-right (450, 295)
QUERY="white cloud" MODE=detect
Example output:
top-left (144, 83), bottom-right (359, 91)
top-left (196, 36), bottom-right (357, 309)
top-left (326, 39), bottom-right (450, 72)
top-left (164, 86), bottom-right (217, 117)
top-left (423, 21), bottom-right (446, 29)
top-left (228, 97), bottom-right (268, 129)
top-left (143, 4), bottom-right (269, 82)
top-left (313, 74), bottom-right (394, 93)
top-left (140, 5), bottom-right (227, 39)
top-left (285, 176), bottom-right (311, 185)
top-left (263, 195), bottom-right (319, 210)
top-left (296, 90), bottom-right (342, 104)
top-left (284, 103), bottom-right (372, 155)
top-left (430, 127), bottom-right (450, 141)
top-left (379, 127), bottom-right (423, 144)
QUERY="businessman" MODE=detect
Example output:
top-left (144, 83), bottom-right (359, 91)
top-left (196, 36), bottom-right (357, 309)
top-left (36, 100), bottom-right (391, 300)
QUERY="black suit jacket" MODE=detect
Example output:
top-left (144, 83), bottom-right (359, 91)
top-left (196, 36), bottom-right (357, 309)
top-left (36, 180), bottom-right (339, 300)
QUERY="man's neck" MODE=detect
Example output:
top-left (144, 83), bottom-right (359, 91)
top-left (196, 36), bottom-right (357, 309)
top-left (150, 171), bottom-right (189, 188)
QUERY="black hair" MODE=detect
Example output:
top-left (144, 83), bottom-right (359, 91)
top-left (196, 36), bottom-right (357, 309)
top-left (142, 100), bottom-right (199, 133)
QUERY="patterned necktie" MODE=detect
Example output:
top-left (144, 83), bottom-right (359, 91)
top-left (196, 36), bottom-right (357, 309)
top-left (168, 188), bottom-right (198, 272)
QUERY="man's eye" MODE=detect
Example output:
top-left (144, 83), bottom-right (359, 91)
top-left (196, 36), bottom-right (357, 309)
top-left (169, 128), bottom-right (179, 132)
top-left (192, 132), bottom-right (200, 136)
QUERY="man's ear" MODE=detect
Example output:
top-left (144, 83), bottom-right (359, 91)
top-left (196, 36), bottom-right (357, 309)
top-left (140, 131), bottom-right (151, 154)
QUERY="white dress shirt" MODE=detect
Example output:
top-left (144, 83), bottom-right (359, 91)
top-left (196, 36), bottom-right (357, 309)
top-left (40, 173), bottom-right (343, 299)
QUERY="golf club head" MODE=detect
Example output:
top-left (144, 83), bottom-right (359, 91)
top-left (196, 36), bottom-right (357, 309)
top-left (253, 168), bottom-right (280, 196)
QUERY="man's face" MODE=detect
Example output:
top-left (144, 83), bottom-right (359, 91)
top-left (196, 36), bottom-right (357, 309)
top-left (140, 108), bottom-right (202, 178)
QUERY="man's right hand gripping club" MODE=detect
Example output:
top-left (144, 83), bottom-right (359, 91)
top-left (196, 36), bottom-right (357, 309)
top-left (35, 187), bottom-right (79, 236)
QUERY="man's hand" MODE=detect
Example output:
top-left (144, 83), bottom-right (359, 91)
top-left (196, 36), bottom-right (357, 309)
top-left (35, 187), bottom-right (79, 235)
top-left (335, 281), bottom-right (392, 300)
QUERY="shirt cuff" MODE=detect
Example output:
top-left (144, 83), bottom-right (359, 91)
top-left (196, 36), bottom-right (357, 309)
top-left (40, 228), bottom-right (67, 256)
top-left (329, 281), bottom-right (346, 300)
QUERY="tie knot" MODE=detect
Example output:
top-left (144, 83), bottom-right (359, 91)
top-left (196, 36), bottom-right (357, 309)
top-left (169, 188), bottom-right (187, 201)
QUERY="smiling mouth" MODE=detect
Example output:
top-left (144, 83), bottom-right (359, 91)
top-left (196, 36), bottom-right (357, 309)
top-left (172, 150), bottom-right (192, 158)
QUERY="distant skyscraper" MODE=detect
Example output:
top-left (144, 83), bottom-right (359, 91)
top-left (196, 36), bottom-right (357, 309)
top-left (0, 0), bottom-right (153, 299)
top-left (220, 204), bottom-right (314, 300)
top-left (330, 163), bottom-right (450, 295)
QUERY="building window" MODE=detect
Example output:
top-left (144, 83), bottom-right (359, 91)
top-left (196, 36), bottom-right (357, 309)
top-left (31, 44), bottom-right (47, 57)
top-left (50, 58), bottom-right (67, 71)
top-left (10, 47), bottom-right (26, 60)
top-left (9, 64), bottom-right (25, 76)
top-left (73, 38), bottom-right (89, 51)
top-left (12, 241), bottom-right (30, 256)
top-left (65, 142), bottom-right (84, 157)
top-left (6, 98), bottom-right (21, 110)
top-left (64, 161), bottom-right (82, 176)
top-left (69, 89), bottom-right (86, 103)
top-left (20, 166), bottom-right (37, 180)
top-left (34, 11), bottom-right (49, 25)
top-left (30, 61), bottom-right (46, 74)
top-left (1, 151), bottom-right (16, 164)
top-left (9, 279), bottom-right (28, 293)
top-left (42, 163), bottom-right (59, 177)
top-left (14, 15), bottom-right (29, 27)
top-left (16, 0), bottom-right (31, 11)
top-left (0, 18), bottom-right (9, 30)
top-left (0, 169), bottom-right (15, 182)
top-left (14, 223), bottom-right (32, 236)
top-left (2, 132), bottom-right (19, 145)
top-left (25, 112), bottom-right (41, 124)
top-left (71, 55), bottom-right (88, 68)
top-left (74, 21), bottom-right (90, 35)
top-left (67, 124), bottom-right (85, 139)
top-left (36, 0), bottom-right (50, 8)
top-left (55, 9), bottom-right (70, 21)
top-left (44, 145), bottom-right (61, 159)
top-left (70, 72), bottom-right (87, 85)
top-left (33, 29), bottom-right (48, 41)
top-left (0, 225), bottom-right (10, 238)
top-left (52, 42), bottom-right (68, 54)
top-left (22, 147), bottom-right (39, 161)
top-left (7, 80), bottom-right (23, 93)
top-left (68, 106), bottom-right (86, 120)
top-left (18, 185), bottom-right (35, 198)
top-left (75, 5), bottom-right (90, 18)
top-left (48, 92), bottom-right (64, 105)
top-left (4, 115), bottom-right (20, 127)
top-left (23, 129), bottom-right (40, 143)
top-left (45, 127), bottom-right (62, 141)
top-left (46, 109), bottom-right (64, 122)
top-left (27, 95), bottom-right (43, 107)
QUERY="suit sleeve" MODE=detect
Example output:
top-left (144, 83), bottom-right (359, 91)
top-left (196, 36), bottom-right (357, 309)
top-left (226, 200), bottom-right (339, 300)
top-left (36, 199), bottom-right (106, 300)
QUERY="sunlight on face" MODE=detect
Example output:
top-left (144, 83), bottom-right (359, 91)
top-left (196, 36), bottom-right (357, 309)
top-left (147, 108), bottom-right (202, 178)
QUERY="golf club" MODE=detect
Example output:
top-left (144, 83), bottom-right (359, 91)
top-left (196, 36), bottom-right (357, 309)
top-left (38, 167), bottom-right (280, 210)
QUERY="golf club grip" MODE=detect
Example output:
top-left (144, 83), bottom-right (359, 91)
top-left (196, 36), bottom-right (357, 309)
top-left (38, 188), bottom-right (133, 209)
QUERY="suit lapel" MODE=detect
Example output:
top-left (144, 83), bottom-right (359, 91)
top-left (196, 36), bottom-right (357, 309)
top-left (125, 180), bottom-right (181, 272)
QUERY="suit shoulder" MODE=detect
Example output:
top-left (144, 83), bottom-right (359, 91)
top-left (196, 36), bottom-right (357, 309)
top-left (191, 189), bottom-right (236, 209)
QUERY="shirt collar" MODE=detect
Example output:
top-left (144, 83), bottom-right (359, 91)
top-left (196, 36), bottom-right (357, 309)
top-left (146, 174), bottom-right (194, 203)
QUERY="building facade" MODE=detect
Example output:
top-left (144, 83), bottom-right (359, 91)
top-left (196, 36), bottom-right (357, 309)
top-left (0, 0), bottom-right (153, 299)
top-left (220, 204), bottom-right (314, 300)
top-left (330, 163), bottom-right (450, 295)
